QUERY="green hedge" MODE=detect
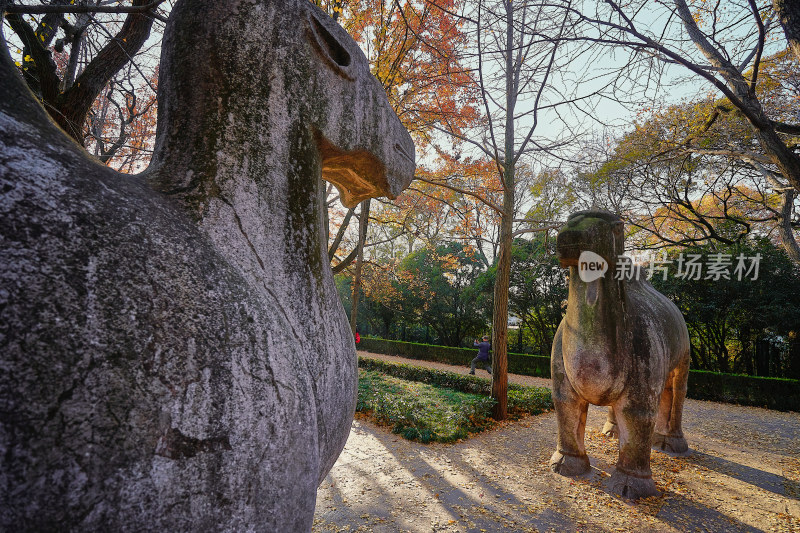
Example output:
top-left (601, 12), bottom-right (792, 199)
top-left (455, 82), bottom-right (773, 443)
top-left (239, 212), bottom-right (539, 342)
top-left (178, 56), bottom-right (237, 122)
top-left (359, 337), bottom-right (551, 378)
top-left (359, 337), bottom-right (800, 412)
top-left (359, 356), bottom-right (495, 394)
top-left (687, 370), bottom-right (800, 411)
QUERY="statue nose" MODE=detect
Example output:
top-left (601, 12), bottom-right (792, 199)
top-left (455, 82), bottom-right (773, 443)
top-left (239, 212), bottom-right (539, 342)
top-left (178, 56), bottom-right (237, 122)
top-left (558, 229), bottom-right (585, 247)
top-left (394, 142), bottom-right (414, 163)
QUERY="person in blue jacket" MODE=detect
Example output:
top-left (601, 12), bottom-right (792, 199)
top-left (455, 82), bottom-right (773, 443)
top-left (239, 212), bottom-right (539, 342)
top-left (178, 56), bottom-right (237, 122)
top-left (470, 335), bottom-right (492, 375)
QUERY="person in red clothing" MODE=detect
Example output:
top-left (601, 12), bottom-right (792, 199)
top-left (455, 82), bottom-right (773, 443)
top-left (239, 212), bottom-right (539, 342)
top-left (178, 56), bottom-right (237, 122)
top-left (355, 329), bottom-right (361, 344)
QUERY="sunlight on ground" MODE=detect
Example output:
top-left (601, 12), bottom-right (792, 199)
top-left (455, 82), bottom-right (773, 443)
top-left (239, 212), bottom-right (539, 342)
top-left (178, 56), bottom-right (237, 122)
top-left (315, 398), bottom-right (800, 532)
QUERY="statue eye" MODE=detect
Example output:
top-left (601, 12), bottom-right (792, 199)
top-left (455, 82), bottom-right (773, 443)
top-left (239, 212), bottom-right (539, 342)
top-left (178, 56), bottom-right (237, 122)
top-left (307, 11), bottom-right (353, 77)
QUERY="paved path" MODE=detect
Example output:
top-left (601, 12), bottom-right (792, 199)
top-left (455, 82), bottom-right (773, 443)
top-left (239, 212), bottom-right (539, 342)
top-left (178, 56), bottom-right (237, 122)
top-left (313, 352), bottom-right (800, 532)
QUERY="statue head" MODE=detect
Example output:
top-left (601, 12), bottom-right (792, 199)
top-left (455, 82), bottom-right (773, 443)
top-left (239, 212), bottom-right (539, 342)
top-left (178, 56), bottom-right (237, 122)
top-left (557, 210), bottom-right (624, 273)
top-left (151, 0), bottom-right (415, 209)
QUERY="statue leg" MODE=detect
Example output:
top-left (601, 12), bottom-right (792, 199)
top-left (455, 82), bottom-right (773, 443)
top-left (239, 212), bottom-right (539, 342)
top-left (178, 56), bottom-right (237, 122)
top-left (609, 400), bottom-right (659, 499)
top-left (550, 343), bottom-right (591, 476)
top-left (653, 354), bottom-right (689, 454)
top-left (602, 406), bottom-right (618, 437)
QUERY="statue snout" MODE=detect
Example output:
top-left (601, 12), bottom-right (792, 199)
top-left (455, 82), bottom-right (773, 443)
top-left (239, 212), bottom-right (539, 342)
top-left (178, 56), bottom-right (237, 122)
top-left (557, 229), bottom-right (586, 267)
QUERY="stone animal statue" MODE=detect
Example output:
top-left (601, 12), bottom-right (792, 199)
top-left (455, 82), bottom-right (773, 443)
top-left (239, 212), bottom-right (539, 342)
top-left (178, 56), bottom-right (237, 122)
top-left (0, 0), bottom-right (414, 530)
top-left (549, 210), bottom-right (690, 499)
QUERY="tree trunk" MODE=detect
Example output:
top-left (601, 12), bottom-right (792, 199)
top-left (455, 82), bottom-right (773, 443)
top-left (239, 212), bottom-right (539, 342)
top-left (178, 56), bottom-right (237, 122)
top-left (752, 126), bottom-right (800, 194)
top-left (778, 188), bottom-right (800, 264)
top-left (740, 326), bottom-right (754, 375)
top-left (490, 0), bottom-right (515, 421)
top-left (491, 224), bottom-right (511, 420)
top-left (788, 332), bottom-right (800, 379)
top-left (6, 0), bottom-right (155, 144)
top-left (349, 199), bottom-right (370, 333)
top-left (755, 338), bottom-right (770, 376)
top-left (774, 0), bottom-right (800, 62)
top-left (751, 163), bottom-right (800, 263)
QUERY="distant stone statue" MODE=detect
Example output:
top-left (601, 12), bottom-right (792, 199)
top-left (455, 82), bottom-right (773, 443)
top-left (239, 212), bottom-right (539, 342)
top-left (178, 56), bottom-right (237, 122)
top-left (0, 0), bottom-right (414, 530)
top-left (549, 210), bottom-right (690, 499)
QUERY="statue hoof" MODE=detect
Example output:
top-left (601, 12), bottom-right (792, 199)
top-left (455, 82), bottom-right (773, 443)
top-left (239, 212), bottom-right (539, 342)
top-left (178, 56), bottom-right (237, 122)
top-left (653, 433), bottom-right (689, 454)
top-left (601, 421), bottom-right (618, 438)
top-left (609, 469), bottom-right (659, 500)
top-left (550, 450), bottom-right (591, 476)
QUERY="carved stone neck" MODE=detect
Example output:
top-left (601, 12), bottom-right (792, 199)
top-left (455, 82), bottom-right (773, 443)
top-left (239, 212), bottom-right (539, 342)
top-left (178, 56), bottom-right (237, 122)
top-left (146, 2), bottom-right (328, 305)
top-left (563, 266), bottom-right (629, 401)
top-left (566, 267), bottom-right (626, 343)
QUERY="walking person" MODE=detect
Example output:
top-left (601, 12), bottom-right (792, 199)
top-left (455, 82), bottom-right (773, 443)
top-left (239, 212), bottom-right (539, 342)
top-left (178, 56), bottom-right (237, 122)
top-left (470, 335), bottom-right (492, 375)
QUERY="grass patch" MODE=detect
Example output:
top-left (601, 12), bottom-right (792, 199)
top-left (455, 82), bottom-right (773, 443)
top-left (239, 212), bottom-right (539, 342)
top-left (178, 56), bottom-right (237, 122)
top-left (357, 370), bottom-right (496, 443)
top-left (356, 359), bottom-right (553, 444)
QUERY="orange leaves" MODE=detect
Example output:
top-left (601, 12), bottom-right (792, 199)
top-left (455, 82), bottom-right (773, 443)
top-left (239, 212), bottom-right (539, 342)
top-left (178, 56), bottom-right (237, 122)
top-left (85, 64), bottom-right (159, 173)
top-left (330, 0), bottom-right (479, 147)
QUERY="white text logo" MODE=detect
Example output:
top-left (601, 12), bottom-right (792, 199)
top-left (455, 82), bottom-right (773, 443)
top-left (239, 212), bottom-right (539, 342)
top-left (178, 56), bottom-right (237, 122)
top-left (578, 251), bottom-right (608, 282)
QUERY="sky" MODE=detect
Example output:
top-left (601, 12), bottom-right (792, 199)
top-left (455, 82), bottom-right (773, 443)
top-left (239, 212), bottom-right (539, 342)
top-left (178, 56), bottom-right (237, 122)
top-left (1, 0), bottom-right (787, 179)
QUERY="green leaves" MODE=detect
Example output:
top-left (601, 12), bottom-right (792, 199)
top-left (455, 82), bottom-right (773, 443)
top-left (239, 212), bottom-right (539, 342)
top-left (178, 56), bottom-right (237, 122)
top-left (651, 237), bottom-right (800, 375)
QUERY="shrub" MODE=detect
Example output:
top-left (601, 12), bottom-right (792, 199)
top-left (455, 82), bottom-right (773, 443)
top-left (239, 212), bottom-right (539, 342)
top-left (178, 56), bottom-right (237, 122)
top-left (357, 369), bottom-right (498, 443)
top-left (356, 359), bottom-right (553, 443)
top-left (508, 387), bottom-right (553, 416)
top-left (359, 356), bottom-right (493, 394)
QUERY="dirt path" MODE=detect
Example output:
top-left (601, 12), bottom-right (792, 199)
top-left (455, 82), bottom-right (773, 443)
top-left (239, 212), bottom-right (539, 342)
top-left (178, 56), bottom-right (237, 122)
top-left (312, 352), bottom-right (800, 532)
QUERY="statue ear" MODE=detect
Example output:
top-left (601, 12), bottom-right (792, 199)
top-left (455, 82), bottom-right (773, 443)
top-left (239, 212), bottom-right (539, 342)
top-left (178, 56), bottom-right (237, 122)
top-left (612, 220), bottom-right (624, 239)
top-left (610, 220), bottom-right (625, 260)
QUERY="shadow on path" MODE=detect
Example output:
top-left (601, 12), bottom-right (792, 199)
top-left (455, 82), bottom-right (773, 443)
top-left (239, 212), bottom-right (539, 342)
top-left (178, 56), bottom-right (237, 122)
top-left (686, 451), bottom-right (799, 500)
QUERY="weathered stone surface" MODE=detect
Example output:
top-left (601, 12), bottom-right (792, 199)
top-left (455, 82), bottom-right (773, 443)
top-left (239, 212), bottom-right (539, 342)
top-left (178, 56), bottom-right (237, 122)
top-left (550, 210), bottom-right (690, 500)
top-left (0, 0), bottom-right (414, 530)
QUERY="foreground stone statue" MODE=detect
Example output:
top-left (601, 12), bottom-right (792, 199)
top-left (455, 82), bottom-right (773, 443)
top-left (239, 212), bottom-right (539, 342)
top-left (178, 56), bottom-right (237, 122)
top-left (0, 0), bottom-right (414, 530)
top-left (550, 210), bottom-right (690, 499)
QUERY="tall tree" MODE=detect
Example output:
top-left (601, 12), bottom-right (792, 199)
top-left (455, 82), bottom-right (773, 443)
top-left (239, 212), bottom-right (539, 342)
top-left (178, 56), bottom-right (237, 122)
top-left (566, 0), bottom-right (800, 194)
top-left (5, 0), bottom-right (166, 143)
top-left (425, 0), bottom-right (593, 419)
top-left (392, 242), bottom-right (487, 345)
top-left (651, 237), bottom-right (800, 377)
top-left (577, 51), bottom-right (800, 262)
